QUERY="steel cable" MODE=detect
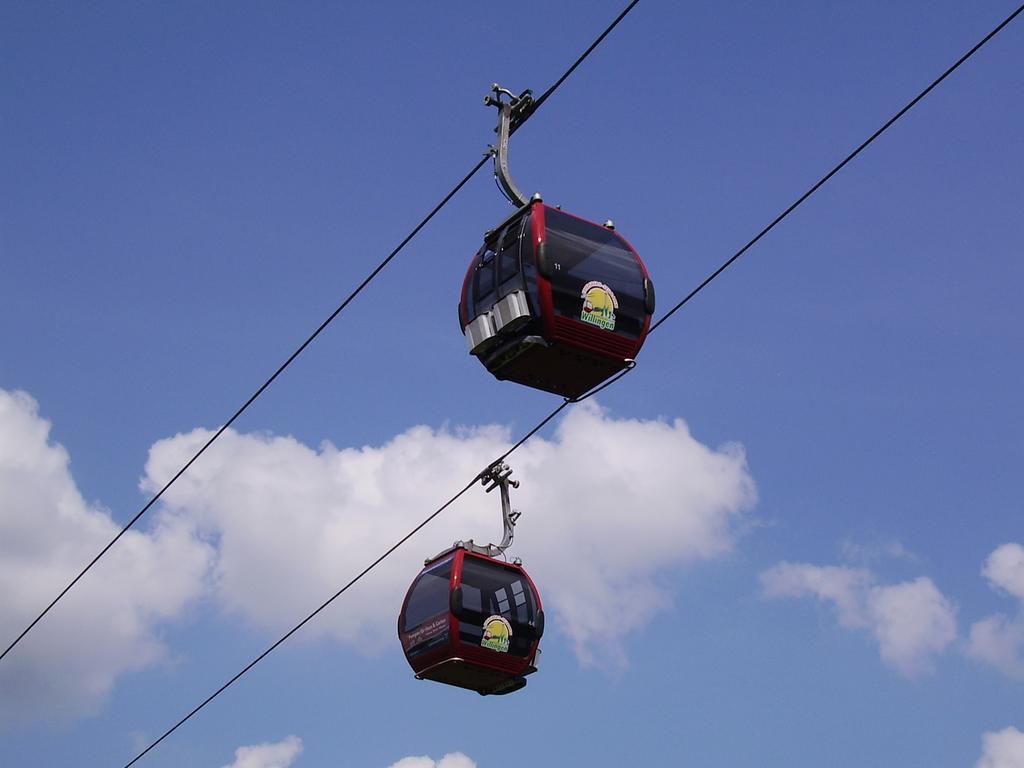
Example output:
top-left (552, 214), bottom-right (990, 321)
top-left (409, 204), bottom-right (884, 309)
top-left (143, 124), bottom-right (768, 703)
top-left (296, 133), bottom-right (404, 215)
top-left (109, 2), bottom-right (1022, 763)
top-left (0, 0), bottom-right (643, 666)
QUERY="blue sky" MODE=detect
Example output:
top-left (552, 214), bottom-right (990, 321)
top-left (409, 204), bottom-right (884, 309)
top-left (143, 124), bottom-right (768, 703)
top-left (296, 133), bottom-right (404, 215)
top-left (2, 2), bottom-right (1023, 766)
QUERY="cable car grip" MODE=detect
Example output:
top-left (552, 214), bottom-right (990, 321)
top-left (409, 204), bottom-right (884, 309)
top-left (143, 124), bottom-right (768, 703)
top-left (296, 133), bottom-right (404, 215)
top-left (484, 84), bottom-right (536, 208)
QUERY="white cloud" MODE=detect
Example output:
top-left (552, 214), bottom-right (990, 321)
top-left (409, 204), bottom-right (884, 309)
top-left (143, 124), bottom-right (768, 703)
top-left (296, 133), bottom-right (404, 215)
top-left (143, 401), bottom-right (756, 667)
top-left (389, 754), bottom-right (476, 768)
top-left (760, 562), bottom-right (957, 677)
top-left (838, 537), bottom-right (917, 565)
top-left (0, 390), bottom-right (213, 725)
top-left (760, 563), bottom-right (873, 627)
top-left (0, 389), bottom-right (753, 724)
top-left (223, 735), bottom-right (303, 768)
top-left (977, 727), bottom-right (1024, 768)
top-left (983, 544), bottom-right (1024, 600)
top-left (219, 740), bottom-right (472, 768)
top-left (967, 616), bottom-right (1024, 679)
top-left (967, 543), bottom-right (1024, 680)
top-left (868, 577), bottom-right (957, 676)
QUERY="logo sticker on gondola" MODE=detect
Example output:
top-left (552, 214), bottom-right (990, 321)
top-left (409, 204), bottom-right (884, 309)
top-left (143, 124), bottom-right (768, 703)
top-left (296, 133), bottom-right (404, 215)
top-left (580, 281), bottom-right (619, 331)
top-left (481, 615), bottom-right (512, 653)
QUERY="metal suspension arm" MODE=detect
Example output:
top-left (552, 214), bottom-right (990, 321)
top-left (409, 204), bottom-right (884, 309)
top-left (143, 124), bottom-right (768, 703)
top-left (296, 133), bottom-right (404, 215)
top-left (481, 462), bottom-right (521, 553)
top-left (454, 461), bottom-right (522, 559)
top-left (484, 84), bottom-right (536, 208)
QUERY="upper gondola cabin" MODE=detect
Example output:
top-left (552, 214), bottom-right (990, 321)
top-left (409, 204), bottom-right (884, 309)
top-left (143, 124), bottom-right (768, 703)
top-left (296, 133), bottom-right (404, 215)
top-left (459, 198), bottom-right (655, 398)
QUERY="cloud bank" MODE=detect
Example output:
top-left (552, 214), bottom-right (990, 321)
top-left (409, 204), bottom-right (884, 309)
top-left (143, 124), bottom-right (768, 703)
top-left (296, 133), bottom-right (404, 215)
top-left (977, 727), bottom-right (1024, 768)
top-left (143, 401), bottom-right (756, 668)
top-left (967, 543), bottom-right (1024, 679)
top-left (760, 561), bottom-right (957, 677)
top-left (0, 390), bottom-right (212, 724)
top-left (389, 754), bottom-right (476, 768)
top-left (220, 738), bottom-right (472, 768)
top-left (222, 735), bottom-right (303, 768)
top-left (984, 544), bottom-right (1024, 599)
top-left (0, 388), bottom-right (755, 724)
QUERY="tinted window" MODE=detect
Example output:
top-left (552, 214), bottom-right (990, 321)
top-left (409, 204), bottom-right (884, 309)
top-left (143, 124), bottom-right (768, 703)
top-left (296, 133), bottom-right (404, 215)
top-left (497, 219), bottom-right (523, 294)
top-left (463, 245), bottom-right (485, 320)
top-left (543, 208), bottom-right (647, 339)
top-left (457, 557), bottom-right (538, 657)
top-left (403, 557), bottom-right (453, 631)
top-left (520, 214), bottom-right (539, 313)
top-left (473, 245), bottom-right (497, 310)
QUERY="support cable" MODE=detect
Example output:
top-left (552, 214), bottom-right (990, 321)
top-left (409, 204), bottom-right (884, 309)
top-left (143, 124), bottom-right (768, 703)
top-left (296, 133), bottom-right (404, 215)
top-left (529, 0), bottom-right (641, 117)
top-left (120, 400), bottom-right (570, 768)
top-left (118, 3), bottom-right (1022, 764)
top-left (0, 0), bottom-right (642, 666)
top-left (649, 2), bottom-right (1024, 334)
top-left (0, 155), bottom-right (485, 666)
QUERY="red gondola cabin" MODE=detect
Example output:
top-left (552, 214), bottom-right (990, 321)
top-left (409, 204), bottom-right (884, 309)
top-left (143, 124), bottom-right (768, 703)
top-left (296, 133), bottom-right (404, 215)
top-left (398, 546), bottom-right (544, 696)
top-left (459, 198), bottom-right (655, 398)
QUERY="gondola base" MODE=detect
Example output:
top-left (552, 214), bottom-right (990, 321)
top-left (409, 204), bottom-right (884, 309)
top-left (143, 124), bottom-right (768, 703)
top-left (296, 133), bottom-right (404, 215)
top-left (415, 657), bottom-right (537, 696)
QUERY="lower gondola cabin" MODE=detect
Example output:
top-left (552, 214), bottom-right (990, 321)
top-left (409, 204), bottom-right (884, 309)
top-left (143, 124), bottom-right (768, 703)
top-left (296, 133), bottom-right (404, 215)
top-left (398, 546), bottom-right (544, 696)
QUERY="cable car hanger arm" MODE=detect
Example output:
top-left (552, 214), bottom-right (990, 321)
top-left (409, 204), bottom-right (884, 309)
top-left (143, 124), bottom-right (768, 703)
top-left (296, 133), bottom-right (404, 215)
top-left (484, 84), bottom-right (536, 208)
top-left (482, 462), bottom-right (521, 554)
top-left (450, 461), bottom-right (521, 559)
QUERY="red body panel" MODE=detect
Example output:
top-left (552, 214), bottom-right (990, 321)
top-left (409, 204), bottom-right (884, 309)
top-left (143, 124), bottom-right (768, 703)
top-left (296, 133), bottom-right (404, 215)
top-left (533, 204), bottom-right (649, 361)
